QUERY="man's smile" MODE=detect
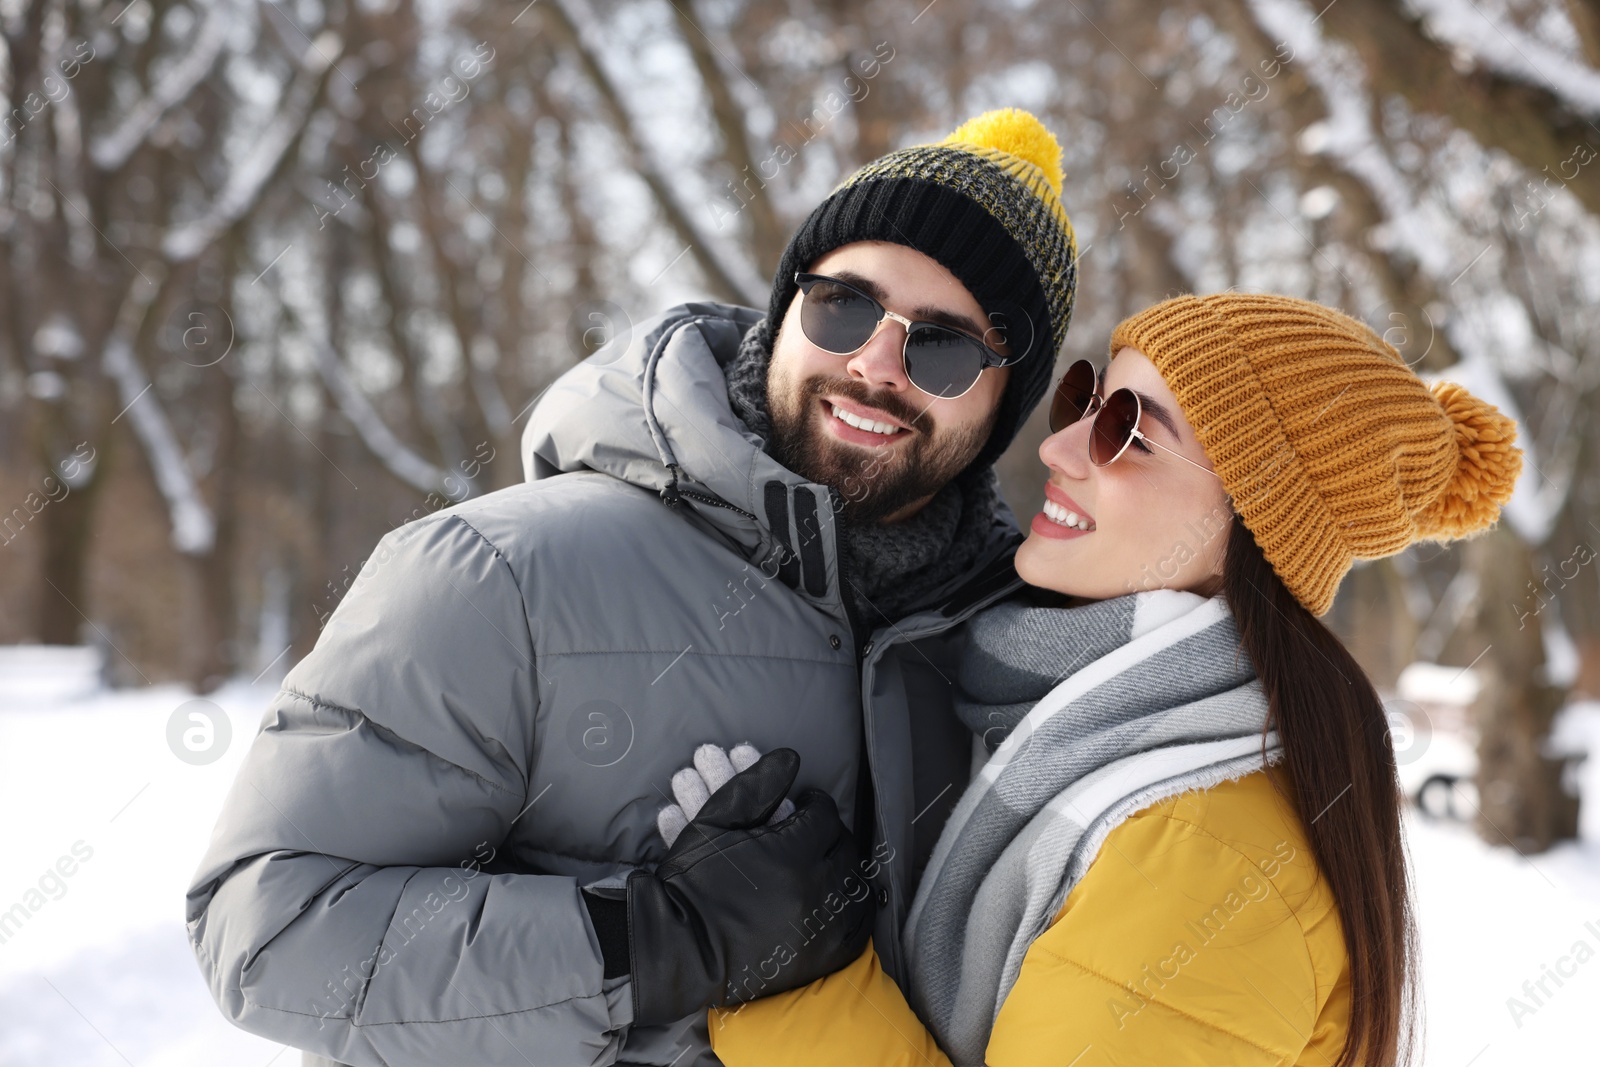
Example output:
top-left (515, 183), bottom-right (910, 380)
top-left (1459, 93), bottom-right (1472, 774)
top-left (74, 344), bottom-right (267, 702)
top-left (819, 395), bottom-right (915, 446)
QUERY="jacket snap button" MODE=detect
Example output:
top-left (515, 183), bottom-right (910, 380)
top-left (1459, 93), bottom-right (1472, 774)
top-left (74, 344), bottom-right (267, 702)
top-left (877, 887), bottom-right (890, 907)
top-left (829, 634), bottom-right (842, 650)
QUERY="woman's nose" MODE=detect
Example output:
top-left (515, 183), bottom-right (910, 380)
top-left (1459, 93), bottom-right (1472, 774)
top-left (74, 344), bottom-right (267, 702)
top-left (1039, 416), bottom-right (1094, 478)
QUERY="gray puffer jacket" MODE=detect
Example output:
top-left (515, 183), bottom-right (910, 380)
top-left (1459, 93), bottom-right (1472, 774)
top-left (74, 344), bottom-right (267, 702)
top-left (184, 302), bottom-right (1028, 1067)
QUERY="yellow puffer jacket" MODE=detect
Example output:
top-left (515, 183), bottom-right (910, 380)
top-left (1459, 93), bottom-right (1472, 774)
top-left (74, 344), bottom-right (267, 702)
top-left (709, 767), bottom-right (1350, 1066)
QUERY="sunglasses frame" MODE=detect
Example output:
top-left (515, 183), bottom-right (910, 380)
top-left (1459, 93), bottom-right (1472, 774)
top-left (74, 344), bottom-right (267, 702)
top-left (1050, 359), bottom-right (1222, 479)
top-left (793, 271), bottom-right (1016, 400)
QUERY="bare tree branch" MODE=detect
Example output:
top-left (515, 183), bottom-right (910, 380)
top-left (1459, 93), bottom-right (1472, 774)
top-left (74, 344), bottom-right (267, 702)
top-left (101, 268), bottom-right (217, 554)
top-left (545, 0), bottom-right (766, 305)
top-left (665, 0), bottom-right (786, 276)
top-left (279, 276), bottom-right (452, 495)
top-left (1407, 0), bottom-right (1600, 117)
top-left (89, 0), bottom-right (230, 171)
top-left (162, 30), bottom-right (343, 261)
top-left (1306, 0), bottom-right (1600, 215)
top-left (354, 179), bottom-right (467, 472)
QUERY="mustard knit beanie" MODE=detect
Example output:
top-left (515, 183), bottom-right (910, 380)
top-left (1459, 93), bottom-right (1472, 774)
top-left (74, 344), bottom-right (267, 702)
top-left (1111, 293), bottom-right (1522, 617)
top-left (766, 108), bottom-right (1078, 470)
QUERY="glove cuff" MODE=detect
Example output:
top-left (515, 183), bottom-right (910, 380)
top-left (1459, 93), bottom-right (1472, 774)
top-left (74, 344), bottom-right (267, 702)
top-left (580, 890), bottom-right (630, 980)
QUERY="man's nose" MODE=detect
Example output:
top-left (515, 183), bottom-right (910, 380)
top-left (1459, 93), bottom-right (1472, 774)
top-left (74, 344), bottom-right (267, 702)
top-left (843, 320), bottom-right (913, 393)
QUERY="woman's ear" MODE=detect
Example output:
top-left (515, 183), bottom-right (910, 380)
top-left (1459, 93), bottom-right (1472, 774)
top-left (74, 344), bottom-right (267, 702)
top-left (1189, 508), bottom-right (1238, 598)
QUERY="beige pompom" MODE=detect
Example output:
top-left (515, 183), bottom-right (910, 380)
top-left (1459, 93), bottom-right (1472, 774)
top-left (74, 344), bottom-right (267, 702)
top-left (1413, 381), bottom-right (1523, 540)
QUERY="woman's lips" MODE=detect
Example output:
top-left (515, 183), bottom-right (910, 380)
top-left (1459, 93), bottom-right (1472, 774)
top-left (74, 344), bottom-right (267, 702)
top-left (1044, 483), bottom-right (1094, 525)
top-left (1033, 482), bottom-right (1095, 540)
top-left (1031, 510), bottom-right (1092, 540)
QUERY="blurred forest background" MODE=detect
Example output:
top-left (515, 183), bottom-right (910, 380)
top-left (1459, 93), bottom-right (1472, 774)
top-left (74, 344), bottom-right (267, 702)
top-left (1, 0), bottom-right (1598, 852)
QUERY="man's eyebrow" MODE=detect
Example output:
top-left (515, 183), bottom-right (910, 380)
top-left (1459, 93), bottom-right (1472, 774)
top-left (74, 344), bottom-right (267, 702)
top-left (1131, 390), bottom-right (1184, 442)
top-left (910, 302), bottom-right (989, 341)
top-left (831, 270), bottom-right (888, 303)
top-left (829, 270), bottom-right (989, 340)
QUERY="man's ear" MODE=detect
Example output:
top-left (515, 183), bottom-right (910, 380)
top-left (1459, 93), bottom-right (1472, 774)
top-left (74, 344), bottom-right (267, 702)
top-left (767, 293), bottom-right (801, 359)
top-left (984, 299), bottom-right (1037, 363)
top-left (981, 365), bottom-right (1011, 426)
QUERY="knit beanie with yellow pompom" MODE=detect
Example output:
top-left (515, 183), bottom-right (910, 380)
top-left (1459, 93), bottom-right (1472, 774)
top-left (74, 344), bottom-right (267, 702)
top-left (1111, 293), bottom-right (1522, 617)
top-left (764, 108), bottom-right (1078, 470)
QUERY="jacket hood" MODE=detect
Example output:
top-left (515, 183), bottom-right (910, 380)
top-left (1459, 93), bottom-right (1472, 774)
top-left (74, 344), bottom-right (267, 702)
top-left (523, 302), bottom-right (769, 499)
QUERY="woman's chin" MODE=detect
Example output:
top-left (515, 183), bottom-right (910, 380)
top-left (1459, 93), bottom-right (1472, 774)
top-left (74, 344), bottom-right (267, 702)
top-left (1017, 536), bottom-right (1112, 598)
top-left (1017, 537), bottom-right (1222, 602)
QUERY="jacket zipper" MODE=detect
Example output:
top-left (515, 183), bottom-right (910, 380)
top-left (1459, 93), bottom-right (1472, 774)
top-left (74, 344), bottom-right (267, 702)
top-left (676, 487), bottom-right (756, 520)
top-left (828, 486), bottom-right (870, 656)
top-left (858, 565), bottom-right (1026, 982)
top-left (658, 463), bottom-right (757, 521)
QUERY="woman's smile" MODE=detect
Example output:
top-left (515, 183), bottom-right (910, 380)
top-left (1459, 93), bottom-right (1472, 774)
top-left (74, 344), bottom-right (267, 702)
top-left (1032, 482), bottom-right (1095, 538)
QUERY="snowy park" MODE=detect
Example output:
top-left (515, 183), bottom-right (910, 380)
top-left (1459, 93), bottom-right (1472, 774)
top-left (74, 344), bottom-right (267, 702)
top-left (6, 0), bottom-right (1600, 1063)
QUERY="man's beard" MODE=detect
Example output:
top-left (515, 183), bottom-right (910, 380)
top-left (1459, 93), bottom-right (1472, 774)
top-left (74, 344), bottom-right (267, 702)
top-left (767, 367), bottom-right (994, 526)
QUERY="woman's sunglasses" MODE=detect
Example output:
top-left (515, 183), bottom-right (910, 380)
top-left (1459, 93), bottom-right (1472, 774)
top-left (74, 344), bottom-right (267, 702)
top-left (794, 272), bottom-right (1013, 400)
top-left (1049, 359), bottom-right (1221, 477)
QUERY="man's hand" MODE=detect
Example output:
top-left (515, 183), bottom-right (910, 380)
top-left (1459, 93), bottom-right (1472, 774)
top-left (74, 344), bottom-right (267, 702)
top-left (625, 748), bottom-right (875, 1026)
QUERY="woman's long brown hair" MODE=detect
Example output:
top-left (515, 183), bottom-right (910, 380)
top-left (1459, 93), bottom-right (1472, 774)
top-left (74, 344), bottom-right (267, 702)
top-left (1221, 514), bottom-right (1420, 1067)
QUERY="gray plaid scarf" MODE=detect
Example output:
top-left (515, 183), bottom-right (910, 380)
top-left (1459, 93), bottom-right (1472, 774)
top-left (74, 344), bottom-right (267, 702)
top-left (904, 588), bottom-right (1279, 1065)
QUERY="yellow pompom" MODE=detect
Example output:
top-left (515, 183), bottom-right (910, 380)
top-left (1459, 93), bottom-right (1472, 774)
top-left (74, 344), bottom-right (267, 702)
top-left (940, 108), bottom-right (1064, 198)
top-left (1413, 380), bottom-right (1523, 540)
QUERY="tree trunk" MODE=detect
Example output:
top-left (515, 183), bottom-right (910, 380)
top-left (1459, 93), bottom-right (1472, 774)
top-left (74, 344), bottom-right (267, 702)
top-left (1328, 557), bottom-right (1417, 691)
top-left (1469, 524), bottom-right (1581, 853)
top-left (186, 254), bottom-right (244, 693)
top-left (34, 438), bottom-right (106, 644)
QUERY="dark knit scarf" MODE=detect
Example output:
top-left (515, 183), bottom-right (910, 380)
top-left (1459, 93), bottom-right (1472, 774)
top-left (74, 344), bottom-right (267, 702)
top-left (723, 320), bottom-right (1001, 626)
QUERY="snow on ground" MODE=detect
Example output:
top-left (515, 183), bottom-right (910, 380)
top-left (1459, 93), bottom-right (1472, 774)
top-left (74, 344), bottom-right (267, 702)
top-left (0, 651), bottom-right (287, 1066)
top-left (1, 651), bottom-right (1598, 1065)
top-left (1408, 813), bottom-right (1600, 1065)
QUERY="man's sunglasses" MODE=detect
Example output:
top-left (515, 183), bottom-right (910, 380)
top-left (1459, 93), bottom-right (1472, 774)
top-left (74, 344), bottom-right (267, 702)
top-left (794, 272), bottom-right (1014, 400)
top-left (1049, 359), bottom-right (1221, 477)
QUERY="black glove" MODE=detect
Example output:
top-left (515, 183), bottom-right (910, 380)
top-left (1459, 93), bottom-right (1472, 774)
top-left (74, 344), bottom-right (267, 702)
top-left (595, 748), bottom-right (875, 1027)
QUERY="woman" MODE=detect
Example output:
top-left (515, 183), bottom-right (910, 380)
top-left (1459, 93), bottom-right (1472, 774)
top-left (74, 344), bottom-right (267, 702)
top-left (700, 293), bottom-right (1521, 1065)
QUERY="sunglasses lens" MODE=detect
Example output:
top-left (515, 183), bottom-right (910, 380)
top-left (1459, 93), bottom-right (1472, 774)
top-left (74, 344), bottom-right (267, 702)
top-left (799, 278), bottom-right (881, 354)
top-left (1090, 388), bottom-right (1140, 465)
top-left (1048, 361), bottom-right (1098, 433)
top-left (903, 325), bottom-right (985, 398)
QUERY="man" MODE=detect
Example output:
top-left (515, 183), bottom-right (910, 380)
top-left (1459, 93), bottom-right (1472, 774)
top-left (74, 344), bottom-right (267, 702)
top-left (185, 107), bottom-right (1076, 1066)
